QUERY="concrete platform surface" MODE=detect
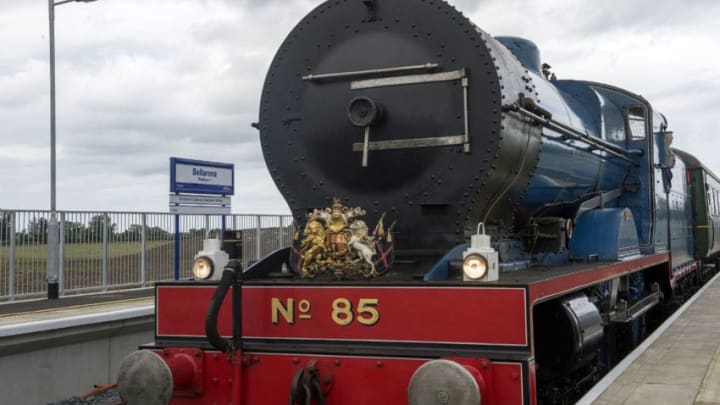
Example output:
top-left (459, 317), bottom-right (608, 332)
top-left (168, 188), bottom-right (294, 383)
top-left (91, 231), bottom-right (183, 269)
top-left (0, 287), bottom-right (154, 315)
top-left (591, 274), bottom-right (720, 405)
top-left (0, 290), bottom-right (156, 404)
top-left (0, 295), bottom-right (154, 336)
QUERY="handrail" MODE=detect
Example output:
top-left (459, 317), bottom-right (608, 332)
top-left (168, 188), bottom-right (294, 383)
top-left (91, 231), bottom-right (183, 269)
top-left (504, 102), bottom-right (641, 166)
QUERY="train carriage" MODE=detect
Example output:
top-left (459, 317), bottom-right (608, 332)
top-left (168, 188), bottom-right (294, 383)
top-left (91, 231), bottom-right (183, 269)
top-left (675, 149), bottom-right (720, 261)
top-left (117, 1), bottom-right (719, 404)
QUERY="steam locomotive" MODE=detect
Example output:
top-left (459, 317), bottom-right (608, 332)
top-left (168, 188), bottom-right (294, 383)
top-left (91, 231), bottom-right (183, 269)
top-left (117, 0), bottom-right (720, 404)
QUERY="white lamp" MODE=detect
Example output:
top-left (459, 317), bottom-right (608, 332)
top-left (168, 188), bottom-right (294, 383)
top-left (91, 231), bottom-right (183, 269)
top-left (192, 238), bottom-right (229, 280)
top-left (463, 223), bottom-right (499, 282)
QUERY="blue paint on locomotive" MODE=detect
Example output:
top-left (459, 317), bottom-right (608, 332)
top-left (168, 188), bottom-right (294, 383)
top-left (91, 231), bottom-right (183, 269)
top-left (495, 37), bottom-right (542, 73)
top-left (472, 37), bottom-right (701, 273)
top-left (515, 76), bottom-right (635, 226)
top-left (423, 244), bottom-right (468, 281)
top-left (494, 37), bottom-right (691, 261)
top-left (570, 208), bottom-right (641, 261)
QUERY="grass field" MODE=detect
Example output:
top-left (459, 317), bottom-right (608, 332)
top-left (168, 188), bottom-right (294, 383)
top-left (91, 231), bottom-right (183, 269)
top-left (0, 240), bottom-right (188, 297)
top-left (0, 227), bottom-right (291, 298)
top-left (0, 240), bottom-right (172, 260)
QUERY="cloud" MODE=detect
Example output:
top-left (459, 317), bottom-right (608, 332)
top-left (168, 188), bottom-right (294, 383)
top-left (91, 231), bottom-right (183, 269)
top-left (1, 0), bottom-right (719, 217)
top-left (0, 0), bottom-right (296, 213)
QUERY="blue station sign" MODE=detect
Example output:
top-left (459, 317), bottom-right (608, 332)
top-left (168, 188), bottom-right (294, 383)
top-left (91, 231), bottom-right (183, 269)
top-left (170, 157), bottom-right (234, 195)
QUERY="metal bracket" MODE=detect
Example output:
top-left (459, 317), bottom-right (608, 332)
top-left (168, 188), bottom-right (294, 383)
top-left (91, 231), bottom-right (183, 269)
top-left (351, 68), bottom-right (465, 89)
top-left (353, 134), bottom-right (466, 152)
top-left (302, 63), bottom-right (438, 82)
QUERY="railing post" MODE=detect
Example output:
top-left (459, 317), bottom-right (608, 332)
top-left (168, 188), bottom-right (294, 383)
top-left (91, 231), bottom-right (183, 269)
top-left (277, 215), bottom-right (283, 250)
top-left (46, 212), bottom-right (60, 299)
top-left (174, 214), bottom-right (180, 280)
top-left (102, 213), bottom-right (108, 290)
top-left (59, 212), bottom-right (65, 296)
top-left (8, 212), bottom-right (16, 301)
top-left (256, 215), bottom-right (262, 262)
top-left (205, 215), bottom-right (210, 238)
top-left (141, 213), bottom-right (147, 287)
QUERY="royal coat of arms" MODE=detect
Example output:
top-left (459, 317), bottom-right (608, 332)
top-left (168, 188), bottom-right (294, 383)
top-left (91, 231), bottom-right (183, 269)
top-left (290, 198), bottom-right (394, 279)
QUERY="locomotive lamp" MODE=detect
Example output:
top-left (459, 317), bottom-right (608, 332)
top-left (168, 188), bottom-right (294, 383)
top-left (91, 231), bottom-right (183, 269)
top-left (463, 223), bottom-right (499, 282)
top-left (192, 238), bottom-right (229, 280)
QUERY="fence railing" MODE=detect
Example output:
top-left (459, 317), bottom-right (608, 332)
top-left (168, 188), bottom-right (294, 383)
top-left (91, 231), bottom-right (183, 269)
top-left (0, 210), bottom-right (294, 301)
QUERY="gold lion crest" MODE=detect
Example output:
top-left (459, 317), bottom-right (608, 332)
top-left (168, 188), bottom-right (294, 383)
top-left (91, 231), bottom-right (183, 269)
top-left (291, 198), bottom-right (394, 279)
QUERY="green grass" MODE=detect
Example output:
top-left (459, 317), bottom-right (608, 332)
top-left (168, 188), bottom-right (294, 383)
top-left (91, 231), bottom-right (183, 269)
top-left (0, 240), bottom-right (172, 260)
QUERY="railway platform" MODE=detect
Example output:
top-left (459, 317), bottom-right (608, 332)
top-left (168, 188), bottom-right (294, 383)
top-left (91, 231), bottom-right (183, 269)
top-left (582, 272), bottom-right (720, 405)
top-left (0, 289), bottom-right (155, 404)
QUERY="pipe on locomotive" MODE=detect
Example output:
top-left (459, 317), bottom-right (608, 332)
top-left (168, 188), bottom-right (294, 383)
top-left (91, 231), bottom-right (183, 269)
top-left (117, 260), bottom-right (243, 405)
top-left (205, 260), bottom-right (243, 353)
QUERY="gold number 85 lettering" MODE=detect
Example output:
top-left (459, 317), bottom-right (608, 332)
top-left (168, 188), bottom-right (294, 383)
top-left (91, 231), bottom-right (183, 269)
top-left (331, 298), bottom-right (380, 326)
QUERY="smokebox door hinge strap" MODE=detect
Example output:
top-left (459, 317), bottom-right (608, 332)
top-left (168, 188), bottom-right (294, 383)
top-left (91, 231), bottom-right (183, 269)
top-left (362, 0), bottom-right (378, 22)
top-left (350, 69), bottom-right (471, 155)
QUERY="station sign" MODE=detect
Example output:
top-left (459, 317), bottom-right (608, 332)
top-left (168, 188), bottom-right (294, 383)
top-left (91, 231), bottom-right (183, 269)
top-left (169, 157), bottom-right (234, 215)
top-left (170, 157), bottom-right (234, 195)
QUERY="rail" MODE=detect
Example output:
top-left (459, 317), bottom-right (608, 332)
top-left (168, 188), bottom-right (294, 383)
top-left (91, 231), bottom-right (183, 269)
top-left (0, 210), bottom-right (294, 301)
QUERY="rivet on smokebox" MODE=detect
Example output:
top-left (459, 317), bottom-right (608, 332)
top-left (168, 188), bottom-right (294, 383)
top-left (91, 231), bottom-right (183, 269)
top-left (334, 360), bottom-right (341, 366)
top-left (376, 361), bottom-right (384, 368)
top-left (481, 361), bottom-right (489, 369)
top-left (293, 357), bottom-right (300, 364)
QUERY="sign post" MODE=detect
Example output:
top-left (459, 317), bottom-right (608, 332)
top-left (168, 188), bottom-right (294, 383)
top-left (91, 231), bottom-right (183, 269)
top-left (169, 158), bottom-right (235, 279)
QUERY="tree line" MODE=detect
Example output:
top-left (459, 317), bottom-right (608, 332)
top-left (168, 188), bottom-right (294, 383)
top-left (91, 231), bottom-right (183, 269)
top-left (0, 213), bottom-right (208, 245)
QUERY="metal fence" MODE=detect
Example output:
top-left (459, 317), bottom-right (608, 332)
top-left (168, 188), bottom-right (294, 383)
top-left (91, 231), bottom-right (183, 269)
top-left (0, 210), bottom-right (294, 301)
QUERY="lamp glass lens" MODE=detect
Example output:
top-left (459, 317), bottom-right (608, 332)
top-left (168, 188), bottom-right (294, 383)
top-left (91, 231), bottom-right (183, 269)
top-left (192, 257), bottom-right (213, 280)
top-left (463, 254), bottom-right (487, 280)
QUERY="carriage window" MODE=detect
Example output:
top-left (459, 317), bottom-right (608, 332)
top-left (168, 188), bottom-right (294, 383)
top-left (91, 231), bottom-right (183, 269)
top-left (627, 105), bottom-right (646, 140)
top-left (708, 188), bottom-right (714, 215)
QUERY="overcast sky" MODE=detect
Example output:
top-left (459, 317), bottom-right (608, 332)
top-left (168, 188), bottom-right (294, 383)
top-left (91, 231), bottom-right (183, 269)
top-left (1, 0), bottom-right (718, 214)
